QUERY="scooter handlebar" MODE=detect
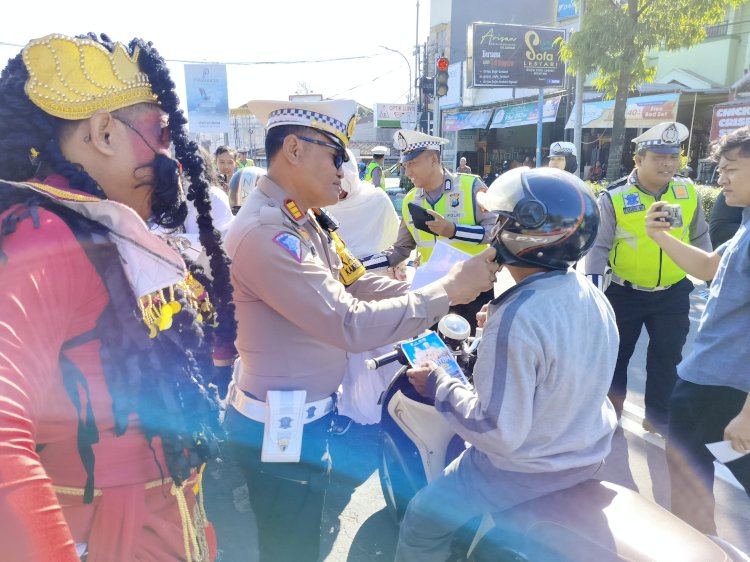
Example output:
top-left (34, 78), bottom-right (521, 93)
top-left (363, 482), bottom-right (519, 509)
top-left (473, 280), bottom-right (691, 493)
top-left (366, 349), bottom-right (402, 370)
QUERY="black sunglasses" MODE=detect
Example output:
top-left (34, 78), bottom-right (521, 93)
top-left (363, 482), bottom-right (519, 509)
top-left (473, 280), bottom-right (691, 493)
top-left (297, 135), bottom-right (346, 169)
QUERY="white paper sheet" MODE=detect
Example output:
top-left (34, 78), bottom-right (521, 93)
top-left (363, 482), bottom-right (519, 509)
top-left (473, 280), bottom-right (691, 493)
top-left (706, 440), bottom-right (750, 464)
top-left (410, 241), bottom-right (472, 291)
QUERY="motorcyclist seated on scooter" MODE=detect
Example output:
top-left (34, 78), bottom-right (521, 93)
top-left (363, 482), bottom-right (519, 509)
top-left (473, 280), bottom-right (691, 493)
top-left (396, 167), bottom-right (621, 562)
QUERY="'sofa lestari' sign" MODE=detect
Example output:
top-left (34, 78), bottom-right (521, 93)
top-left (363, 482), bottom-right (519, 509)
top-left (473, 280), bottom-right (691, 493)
top-left (467, 23), bottom-right (566, 89)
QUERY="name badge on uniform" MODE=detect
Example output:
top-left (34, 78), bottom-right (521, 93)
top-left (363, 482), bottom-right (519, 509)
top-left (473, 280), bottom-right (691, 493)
top-left (622, 192), bottom-right (645, 214)
top-left (671, 182), bottom-right (690, 199)
top-left (261, 390), bottom-right (307, 463)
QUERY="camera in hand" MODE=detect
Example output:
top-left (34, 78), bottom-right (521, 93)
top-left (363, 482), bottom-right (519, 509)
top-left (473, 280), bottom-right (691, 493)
top-left (662, 204), bottom-right (683, 228)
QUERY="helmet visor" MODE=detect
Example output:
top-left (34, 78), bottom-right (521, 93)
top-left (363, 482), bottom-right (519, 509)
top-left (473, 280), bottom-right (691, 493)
top-left (477, 166), bottom-right (539, 219)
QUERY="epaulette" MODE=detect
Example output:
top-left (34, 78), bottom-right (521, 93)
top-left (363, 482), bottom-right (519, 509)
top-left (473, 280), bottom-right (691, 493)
top-left (605, 177), bottom-right (629, 191)
top-left (259, 202), bottom-right (287, 226)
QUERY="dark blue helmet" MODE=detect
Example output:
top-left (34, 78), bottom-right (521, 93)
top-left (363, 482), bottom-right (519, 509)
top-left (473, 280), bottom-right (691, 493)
top-left (477, 167), bottom-right (599, 270)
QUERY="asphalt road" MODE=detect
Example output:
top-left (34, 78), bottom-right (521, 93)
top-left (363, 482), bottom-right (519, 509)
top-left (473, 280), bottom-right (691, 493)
top-left (203, 276), bottom-right (750, 561)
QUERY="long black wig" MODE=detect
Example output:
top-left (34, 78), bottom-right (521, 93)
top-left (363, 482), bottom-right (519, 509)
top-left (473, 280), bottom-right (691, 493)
top-left (0, 33), bottom-right (237, 497)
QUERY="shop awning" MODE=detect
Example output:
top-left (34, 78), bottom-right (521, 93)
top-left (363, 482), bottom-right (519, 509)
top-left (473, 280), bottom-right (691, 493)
top-left (490, 96), bottom-right (562, 129)
top-left (565, 93), bottom-right (680, 129)
top-left (442, 108), bottom-right (495, 132)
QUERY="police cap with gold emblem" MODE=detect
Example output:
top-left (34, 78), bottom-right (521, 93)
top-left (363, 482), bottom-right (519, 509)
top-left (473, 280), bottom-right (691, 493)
top-left (247, 99), bottom-right (358, 151)
top-left (393, 129), bottom-right (449, 163)
top-left (632, 122), bottom-right (689, 154)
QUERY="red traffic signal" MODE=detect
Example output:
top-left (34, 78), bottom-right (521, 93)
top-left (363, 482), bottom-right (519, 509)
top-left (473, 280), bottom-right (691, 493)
top-left (435, 57), bottom-right (449, 97)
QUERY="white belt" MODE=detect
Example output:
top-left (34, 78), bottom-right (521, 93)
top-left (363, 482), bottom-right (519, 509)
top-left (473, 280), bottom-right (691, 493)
top-left (227, 383), bottom-right (335, 424)
top-left (610, 273), bottom-right (672, 292)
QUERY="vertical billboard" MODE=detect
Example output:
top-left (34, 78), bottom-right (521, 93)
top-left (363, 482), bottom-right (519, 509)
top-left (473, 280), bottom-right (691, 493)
top-left (467, 23), bottom-right (566, 88)
top-left (184, 64), bottom-right (230, 134)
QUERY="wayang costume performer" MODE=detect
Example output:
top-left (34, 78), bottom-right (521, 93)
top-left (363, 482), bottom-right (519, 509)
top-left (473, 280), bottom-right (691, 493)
top-left (0, 33), bottom-right (236, 561)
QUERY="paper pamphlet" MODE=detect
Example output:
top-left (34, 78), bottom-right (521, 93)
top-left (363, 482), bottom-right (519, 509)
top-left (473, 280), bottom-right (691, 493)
top-left (410, 241), bottom-right (472, 291)
top-left (706, 440), bottom-right (750, 464)
top-left (261, 390), bottom-right (306, 463)
top-left (400, 331), bottom-right (469, 385)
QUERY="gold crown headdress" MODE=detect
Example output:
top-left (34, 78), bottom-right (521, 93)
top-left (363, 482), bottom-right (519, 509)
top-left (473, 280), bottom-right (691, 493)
top-left (22, 34), bottom-right (159, 120)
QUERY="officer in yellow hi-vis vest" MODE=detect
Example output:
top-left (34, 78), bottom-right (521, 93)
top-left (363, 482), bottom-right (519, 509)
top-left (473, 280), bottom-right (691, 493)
top-left (365, 145), bottom-right (388, 189)
top-left (363, 129), bottom-right (497, 328)
top-left (584, 122), bottom-right (711, 436)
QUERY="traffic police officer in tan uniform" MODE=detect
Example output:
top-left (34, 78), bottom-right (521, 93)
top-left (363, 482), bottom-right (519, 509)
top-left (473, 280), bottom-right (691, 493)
top-left (364, 129), bottom-right (497, 328)
top-left (222, 99), bottom-right (498, 562)
top-left (584, 122), bottom-right (711, 435)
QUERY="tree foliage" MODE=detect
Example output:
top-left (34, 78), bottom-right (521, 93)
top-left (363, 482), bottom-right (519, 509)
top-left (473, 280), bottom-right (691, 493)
top-left (560, 0), bottom-right (746, 181)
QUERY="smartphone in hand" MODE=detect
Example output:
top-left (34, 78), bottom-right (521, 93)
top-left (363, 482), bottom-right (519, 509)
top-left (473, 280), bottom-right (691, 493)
top-left (408, 202), bottom-right (436, 234)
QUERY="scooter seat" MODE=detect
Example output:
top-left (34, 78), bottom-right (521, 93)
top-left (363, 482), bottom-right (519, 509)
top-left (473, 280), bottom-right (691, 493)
top-left (480, 479), bottom-right (731, 561)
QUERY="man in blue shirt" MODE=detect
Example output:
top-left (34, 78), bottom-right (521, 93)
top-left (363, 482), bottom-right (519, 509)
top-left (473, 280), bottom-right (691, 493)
top-left (644, 126), bottom-right (750, 534)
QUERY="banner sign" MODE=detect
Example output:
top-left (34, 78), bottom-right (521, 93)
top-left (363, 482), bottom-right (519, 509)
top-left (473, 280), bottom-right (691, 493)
top-left (374, 103), bottom-right (418, 128)
top-left (557, 0), bottom-right (578, 20)
top-left (442, 108), bottom-right (496, 132)
top-left (467, 23), bottom-right (566, 88)
top-left (565, 93), bottom-right (680, 129)
top-left (710, 102), bottom-right (750, 141)
top-left (490, 96), bottom-right (562, 129)
top-left (184, 64), bottom-right (230, 134)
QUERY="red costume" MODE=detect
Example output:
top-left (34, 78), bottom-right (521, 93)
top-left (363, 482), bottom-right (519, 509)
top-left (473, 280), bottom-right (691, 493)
top-left (0, 179), bottom-right (216, 562)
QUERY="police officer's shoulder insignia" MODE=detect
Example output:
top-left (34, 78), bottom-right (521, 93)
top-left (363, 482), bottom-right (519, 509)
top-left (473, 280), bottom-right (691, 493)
top-left (284, 198), bottom-right (305, 222)
top-left (671, 181), bottom-right (690, 199)
top-left (273, 232), bottom-right (303, 262)
top-left (444, 178), bottom-right (452, 191)
top-left (622, 192), bottom-right (646, 214)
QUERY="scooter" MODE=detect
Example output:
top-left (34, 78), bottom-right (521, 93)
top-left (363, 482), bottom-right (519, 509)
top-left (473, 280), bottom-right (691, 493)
top-left (368, 314), bottom-right (749, 562)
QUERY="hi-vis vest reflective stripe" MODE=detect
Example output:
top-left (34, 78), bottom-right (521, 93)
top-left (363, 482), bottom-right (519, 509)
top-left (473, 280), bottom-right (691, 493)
top-left (609, 179), bottom-right (698, 287)
top-left (365, 161), bottom-right (385, 189)
top-left (402, 174), bottom-right (487, 263)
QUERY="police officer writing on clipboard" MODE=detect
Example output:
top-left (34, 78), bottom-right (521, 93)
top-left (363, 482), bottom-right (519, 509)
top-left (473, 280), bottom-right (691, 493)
top-left (222, 99), bottom-right (499, 562)
top-left (584, 122), bottom-right (711, 436)
top-left (364, 129), bottom-right (497, 328)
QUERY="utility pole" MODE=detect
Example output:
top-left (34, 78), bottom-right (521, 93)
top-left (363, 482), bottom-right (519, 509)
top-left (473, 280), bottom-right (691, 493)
top-left (573, 0), bottom-right (586, 178)
top-left (415, 0), bottom-right (420, 103)
top-left (422, 43), bottom-right (430, 134)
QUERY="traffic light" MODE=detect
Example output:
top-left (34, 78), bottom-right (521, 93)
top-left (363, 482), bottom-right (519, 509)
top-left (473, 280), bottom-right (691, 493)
top-left (435, 57), bottom-right (449, 97)
top-left (419, 76), bottom-right (434, 96)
